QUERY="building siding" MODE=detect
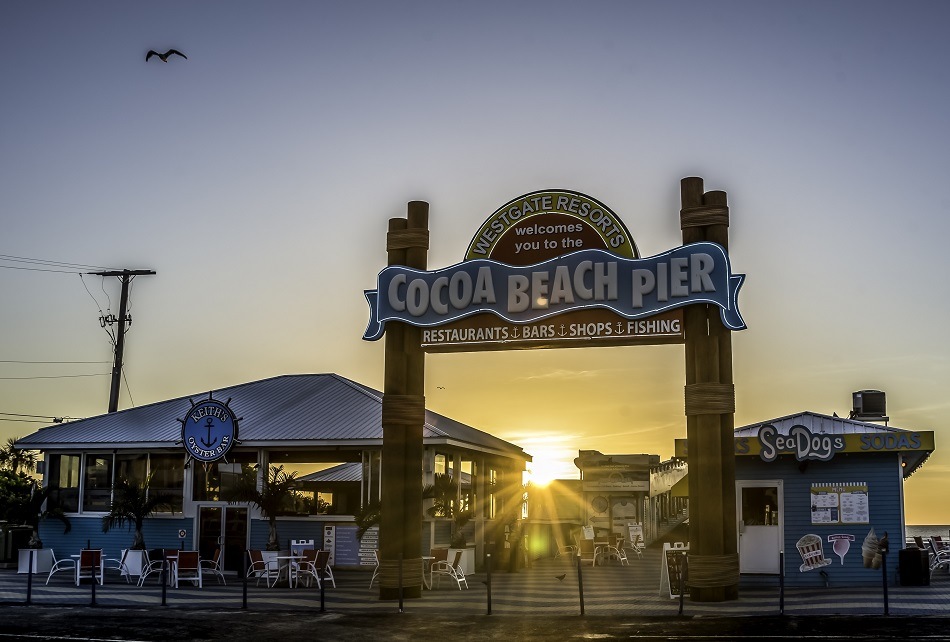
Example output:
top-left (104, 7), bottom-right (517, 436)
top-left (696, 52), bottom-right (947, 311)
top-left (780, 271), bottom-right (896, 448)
top-left (38, 515), bottom-right (192, 562)
top-left (738, 451), bottom-right (903, 587)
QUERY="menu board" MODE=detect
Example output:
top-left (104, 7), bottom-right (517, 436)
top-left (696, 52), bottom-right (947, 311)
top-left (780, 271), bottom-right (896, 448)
top-left (330, 524), bottom-right (363, 566)
top-left (659, 543), bottom-right (690, 599)
top-left (810, 482), bottom-right (869, 525)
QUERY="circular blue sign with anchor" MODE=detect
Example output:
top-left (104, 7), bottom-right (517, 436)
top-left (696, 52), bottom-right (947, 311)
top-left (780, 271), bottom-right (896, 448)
top-left (179, 396), bottom-right (239, 462)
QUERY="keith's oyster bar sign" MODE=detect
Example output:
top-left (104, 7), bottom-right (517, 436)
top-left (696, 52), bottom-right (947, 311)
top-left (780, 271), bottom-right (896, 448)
top-left (364, 189), bottom-right (746, 352)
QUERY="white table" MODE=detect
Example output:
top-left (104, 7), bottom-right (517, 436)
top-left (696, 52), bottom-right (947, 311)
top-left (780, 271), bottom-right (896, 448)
top-left (422, 556), bottom-right (435, 590)
top-left (274, 555), bottom-right (301, 588)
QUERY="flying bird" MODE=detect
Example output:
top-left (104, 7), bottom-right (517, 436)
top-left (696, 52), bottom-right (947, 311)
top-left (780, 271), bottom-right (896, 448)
top-left (146, 49), bottom-right (187, 63)
top-left (555, 573), bottom-right (566, 581)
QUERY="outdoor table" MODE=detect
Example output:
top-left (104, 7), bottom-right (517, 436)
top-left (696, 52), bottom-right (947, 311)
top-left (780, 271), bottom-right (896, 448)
top-left (593, 540), bottom-right (609, 565)
top-left (274, 555), bottom-right (301, 588)
top-left (165, 554), bottom-right (178, 587)
top-left (422, 556), bottom-right (435, 590)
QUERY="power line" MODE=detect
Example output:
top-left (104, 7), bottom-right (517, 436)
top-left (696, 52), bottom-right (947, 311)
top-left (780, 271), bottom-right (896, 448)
top-left (0, 373), bottom-right (109, 380)
top-left (0, 360), bottom-right (111, 364)
top-left (0, 412), bottom-right (83, 422)
top-left (0, 254), bottom-right (115, 271)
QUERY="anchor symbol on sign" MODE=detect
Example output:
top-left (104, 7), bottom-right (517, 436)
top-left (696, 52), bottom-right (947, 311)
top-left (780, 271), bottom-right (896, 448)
top-left (200, 417), bottom-right (218, 448)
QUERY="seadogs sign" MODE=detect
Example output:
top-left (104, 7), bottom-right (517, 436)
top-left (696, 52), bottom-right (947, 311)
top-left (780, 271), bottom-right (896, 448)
top-left (363, 189), bottom-right (746, 352)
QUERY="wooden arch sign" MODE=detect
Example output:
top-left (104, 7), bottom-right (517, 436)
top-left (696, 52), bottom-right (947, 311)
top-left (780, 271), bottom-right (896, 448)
top-left (364, 179), bottom-right (746, 601)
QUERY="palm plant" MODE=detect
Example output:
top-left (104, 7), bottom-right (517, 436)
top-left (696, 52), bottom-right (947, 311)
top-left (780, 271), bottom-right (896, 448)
top-left (423, 472), bottom-right (471, 548)
top-left (226, 464), bottom-right (299, 551)
top-left (0, 437), bottom-right (37, 475)
top-left (101, 474), bottom-right (174, 550)
top-left (0, 471), bottom-right (70, 548)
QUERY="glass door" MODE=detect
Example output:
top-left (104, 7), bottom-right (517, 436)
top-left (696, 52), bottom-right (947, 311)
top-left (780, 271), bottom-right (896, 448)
top-left (198, 505), bottom-right (248, 575)
top-left (736, 480), bottom-right (783, 574)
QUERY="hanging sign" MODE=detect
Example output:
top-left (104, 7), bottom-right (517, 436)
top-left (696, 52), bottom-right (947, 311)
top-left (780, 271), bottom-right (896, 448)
top-left (178, 395), bottom-right (239, 463)
top-left (362, 190), bottom-right (746, 351)
top-left (364, 244), bottom-right (745, 343)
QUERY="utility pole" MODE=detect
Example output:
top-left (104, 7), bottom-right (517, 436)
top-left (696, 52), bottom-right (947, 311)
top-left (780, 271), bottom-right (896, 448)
top-left (89, 269), bottom-right (156, 413)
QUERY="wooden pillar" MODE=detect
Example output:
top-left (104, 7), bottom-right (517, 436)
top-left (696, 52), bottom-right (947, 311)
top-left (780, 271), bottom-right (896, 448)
top-left (379, 201), bottom-right (429, 599)
top-left (681, 177), bottom-right (739, 601)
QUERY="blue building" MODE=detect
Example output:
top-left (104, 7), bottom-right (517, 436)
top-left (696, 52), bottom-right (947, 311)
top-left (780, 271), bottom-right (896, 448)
top-left (16, 373), bottom-right (530, 575)
top-left (733, 406), bottom-right (934, 587)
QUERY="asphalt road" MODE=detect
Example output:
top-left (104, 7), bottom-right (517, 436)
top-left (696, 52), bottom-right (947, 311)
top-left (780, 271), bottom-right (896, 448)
top-left (3, 608), bottom-right (950, 641)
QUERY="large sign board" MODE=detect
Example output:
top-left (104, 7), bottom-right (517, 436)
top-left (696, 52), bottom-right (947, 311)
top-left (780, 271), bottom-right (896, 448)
top-left (178, 395), bottom-right (239, 463)
top-left (363, 189), bottom-right (746, 351)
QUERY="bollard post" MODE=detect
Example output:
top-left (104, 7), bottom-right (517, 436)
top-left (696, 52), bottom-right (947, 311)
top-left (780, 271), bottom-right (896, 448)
top-left (398, 552), bottom-right (404, 613)
top-left (160, 552), bottom-right (167, 607)
top-left (881, 550), bottom-right (889, 616)
top-left (242, 551), bottom-right (248, 610)
top-left (678, 552), bottom-right (687, 616)
top-left (319, 563), bottom-right (325, 613)
top-left (576, 549), bottom-right (585, 616)
top-left (90, 562), bottom-right (97, 607)
top-left (26, 549), bottom-right (34, 606)
top-left (779, 551), bottom-right (785, 616)
top-left (486, 551), bottom-right (492, 616)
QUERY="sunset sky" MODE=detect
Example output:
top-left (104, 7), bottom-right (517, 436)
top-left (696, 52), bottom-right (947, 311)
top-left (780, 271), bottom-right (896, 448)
top-left (2, 2), bottom-right (949, 523)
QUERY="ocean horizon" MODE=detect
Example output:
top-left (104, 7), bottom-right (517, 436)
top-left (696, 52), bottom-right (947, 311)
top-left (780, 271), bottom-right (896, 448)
top-left (906, 524), bottom-right (950, 539)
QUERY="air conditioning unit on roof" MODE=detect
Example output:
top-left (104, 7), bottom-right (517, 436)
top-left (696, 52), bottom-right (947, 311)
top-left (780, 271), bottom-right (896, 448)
top-left (852, 390), bottom-right (887, 421)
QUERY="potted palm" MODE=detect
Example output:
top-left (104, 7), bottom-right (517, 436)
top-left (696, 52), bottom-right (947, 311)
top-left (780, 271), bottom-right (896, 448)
top-left (423, 473), bottom-right (474, 573)
top-left (0, 470), bottom-right (69, 573)
top-left (101, 474), bottom-right (174, 577)
top-left (226, 464), bottom-right (298, 551)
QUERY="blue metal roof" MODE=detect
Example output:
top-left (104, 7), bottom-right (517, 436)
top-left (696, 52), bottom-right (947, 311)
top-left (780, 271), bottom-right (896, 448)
top-left (16, 373), bottom-right (528, 460)
top-left (298, 462), bottom-right (363, 484)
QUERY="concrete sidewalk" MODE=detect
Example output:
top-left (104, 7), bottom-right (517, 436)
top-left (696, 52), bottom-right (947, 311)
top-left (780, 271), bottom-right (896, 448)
top-left (3, 546), bottom-right (950, 639)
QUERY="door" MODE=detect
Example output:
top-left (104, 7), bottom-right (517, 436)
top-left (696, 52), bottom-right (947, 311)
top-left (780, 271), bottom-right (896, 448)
top-left (737, 480), bottom-right (783, 574)
top-left (197, 505), bottom-right (249, 575)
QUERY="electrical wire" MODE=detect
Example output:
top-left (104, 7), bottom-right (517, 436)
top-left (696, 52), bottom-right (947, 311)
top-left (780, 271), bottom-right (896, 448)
top-left (0, 360), bottom-right (110, 364)
top-left (0, 373), bottom-right (109, 380)
top-left (0, 254), bottom-right (116, 271)
top-left (121, 366), bottom-right (135, 407)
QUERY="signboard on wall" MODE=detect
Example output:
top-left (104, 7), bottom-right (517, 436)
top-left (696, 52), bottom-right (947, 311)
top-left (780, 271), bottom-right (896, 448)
top-left (177, 395), bottom-right (239, 463)
top-left (810, 482), bottom-right (870, 525)
top-left (363, 189), bottom-right (746, 351)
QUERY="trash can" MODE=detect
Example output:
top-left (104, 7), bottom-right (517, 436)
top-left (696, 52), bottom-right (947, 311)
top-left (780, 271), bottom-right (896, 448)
top-left (898, 547), bottom-right (930, 586)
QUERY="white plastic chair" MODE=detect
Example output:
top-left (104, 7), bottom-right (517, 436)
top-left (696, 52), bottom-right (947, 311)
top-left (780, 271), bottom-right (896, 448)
top-left (75, 549), bottom-right (103, 586)
top-left (199, 548), bottom-right (227, 585)
top-left (45, 550), bottom-right (76, 585)
top-left (104, 549), bottom-right (132, 584)
top-left (173, 550), bottom-right (202, 588)
top-left (430, 550), bottom-right (468, 590)
top-left (368, 549), bottom-right (380, 588)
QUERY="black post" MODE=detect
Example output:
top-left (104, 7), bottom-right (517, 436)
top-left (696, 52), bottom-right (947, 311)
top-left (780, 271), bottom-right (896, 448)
top-left (779, 551), bottom-right (785, 616)
top-left (25, 550), bottom-right (33, 605)
top-left (576, 549), bottom-right (585, 616)
top-left (90, 563), bottom-right (97, 606)
top-left (319, 564), bottom-right (325, 613)
top-left (398, 552), bottom-right (404, 613)
top-left (678, 553), bottom-right (687, 616)
top-left (160, 552), bottom-right (167, 607)
top-left (881, 550), bottom-right (889, 616)
top-left (486, 551), bottom-right (493, 616)
top-left (242, 551), bottom-right (248, 610)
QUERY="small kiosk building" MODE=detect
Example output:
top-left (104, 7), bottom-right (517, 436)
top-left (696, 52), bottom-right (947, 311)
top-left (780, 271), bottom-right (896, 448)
top-left (734, 407), bottom-right (934, 587)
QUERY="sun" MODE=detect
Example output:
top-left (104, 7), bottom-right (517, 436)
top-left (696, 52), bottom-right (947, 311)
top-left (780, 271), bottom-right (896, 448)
top-left (526, 451), bottom-right (576, 487)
